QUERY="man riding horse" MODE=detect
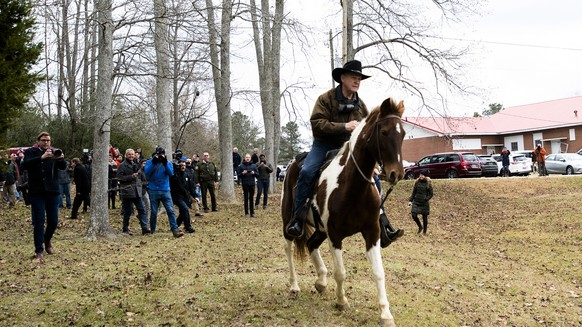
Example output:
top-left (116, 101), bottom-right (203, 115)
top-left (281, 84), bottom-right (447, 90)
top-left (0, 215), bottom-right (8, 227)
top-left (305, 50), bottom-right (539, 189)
top-left (285, 59), bottom-right (403, 247)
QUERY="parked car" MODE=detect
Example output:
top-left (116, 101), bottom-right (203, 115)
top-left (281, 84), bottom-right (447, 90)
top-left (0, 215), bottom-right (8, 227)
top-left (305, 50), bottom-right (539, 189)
top-left (477, 155), bottom-right (499, 177)
top-left (404, 152), bottom-right (482, 179)
top-left (544, 153), bottom-right (582, 175)
top-left (512, 150), bottom-right (536, 172)
top-left (577, 149), bottom-right (582, 156)
top-left (402, 160), bottom-right (415, 168)
top-left (490, 153), bottom-right (532, 176)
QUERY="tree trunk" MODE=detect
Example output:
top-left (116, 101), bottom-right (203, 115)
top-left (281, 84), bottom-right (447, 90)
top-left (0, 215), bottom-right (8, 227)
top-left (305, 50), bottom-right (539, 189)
top-left (87, 0), bottom-right (114, 239)
top-left (154, 0), bottom-right (173, 152)
top-left (249, 0), bottom-right (283, 193)
top-left (206, 0), bottom-right (235, 201)
top-left (341, 0), bottom-right (354, 62)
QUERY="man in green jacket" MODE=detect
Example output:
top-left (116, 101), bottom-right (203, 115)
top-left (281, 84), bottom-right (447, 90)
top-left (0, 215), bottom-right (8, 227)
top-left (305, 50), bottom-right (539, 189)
top-left (195, 152), bottom-right (218, 212)
top-left (285, 60), bottom-right (403, 247)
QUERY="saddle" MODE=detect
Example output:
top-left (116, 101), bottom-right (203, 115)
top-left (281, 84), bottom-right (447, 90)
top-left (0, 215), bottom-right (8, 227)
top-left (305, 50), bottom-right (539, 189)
top-left (293, 150), bottom-right (340, 250)
top-left (293, 149), bottom-right (340, 174)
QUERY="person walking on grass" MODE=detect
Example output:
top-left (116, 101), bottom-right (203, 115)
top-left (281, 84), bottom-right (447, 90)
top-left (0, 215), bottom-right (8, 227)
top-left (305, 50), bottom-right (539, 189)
top-left (237, 154), bottom-right (258, 217)
top-left (21, 132), bottom-right (67, 263)
top-left (254, 154), bottom-right (273, 210)
top-left (408, 169), bottom-right (433, 235)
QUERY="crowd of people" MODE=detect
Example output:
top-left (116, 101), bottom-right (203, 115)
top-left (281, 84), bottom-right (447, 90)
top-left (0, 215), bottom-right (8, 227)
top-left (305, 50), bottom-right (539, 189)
top-left (2, 135), bottom-right (247, 263)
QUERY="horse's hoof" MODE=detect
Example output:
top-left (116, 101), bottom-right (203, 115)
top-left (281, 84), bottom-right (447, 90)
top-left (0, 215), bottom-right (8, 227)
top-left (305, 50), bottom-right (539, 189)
top-left (380, 318), bottom-right (396, 327)
top-left (335, 302), bottom-right (349, 311)
top-left (289, 290), bottom-right (299, 300)
top-left (314, 283), bottom-right (326, 293)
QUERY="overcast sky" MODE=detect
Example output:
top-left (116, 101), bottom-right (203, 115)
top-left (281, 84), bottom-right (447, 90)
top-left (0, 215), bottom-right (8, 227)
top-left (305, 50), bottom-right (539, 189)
top-left (230, 0), bottom-right (582, 136)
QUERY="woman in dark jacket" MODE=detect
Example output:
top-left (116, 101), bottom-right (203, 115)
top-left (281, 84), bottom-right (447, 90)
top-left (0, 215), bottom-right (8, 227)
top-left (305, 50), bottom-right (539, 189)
top-left (236, 154), bottom-right (259, 217)
top-left (21, 132), bottom-right (67, 262)
top-left (408, 169), bottom-right (433, 235)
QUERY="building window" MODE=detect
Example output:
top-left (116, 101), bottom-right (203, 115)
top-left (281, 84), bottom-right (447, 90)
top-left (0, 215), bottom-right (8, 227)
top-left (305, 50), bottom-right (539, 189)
top-left (511, 142), bottom-right (518, 151)
top-left (569, 128), bottom-right (575, 141)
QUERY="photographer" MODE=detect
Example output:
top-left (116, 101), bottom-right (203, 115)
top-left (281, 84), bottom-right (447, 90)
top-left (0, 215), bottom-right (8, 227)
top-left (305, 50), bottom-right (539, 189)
top-left (144, 147), bottom-right (183, 238)
top-left (117, 149), bottom-right (150, 235)
top-left (21, 132), bottom-right (67, 263)
top-left (254, 154), bottom-right (273, 210)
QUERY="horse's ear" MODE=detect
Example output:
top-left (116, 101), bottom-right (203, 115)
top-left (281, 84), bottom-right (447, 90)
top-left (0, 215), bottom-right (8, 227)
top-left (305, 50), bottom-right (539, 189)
top-left (380, 98), bottom-right (405, 117)
top-left (397, 100), bottom-right (405, 117)
top-left (380, 98), bottom-right (393, 116)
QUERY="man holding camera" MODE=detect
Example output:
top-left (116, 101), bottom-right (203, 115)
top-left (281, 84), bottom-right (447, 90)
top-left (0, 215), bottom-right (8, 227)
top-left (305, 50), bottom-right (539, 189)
top-left (117, 149), bottom-right (151, 235)
top-left (144, 147), bottom-right (183, 238)
top-left (21, 132), bottom-right (67, 263)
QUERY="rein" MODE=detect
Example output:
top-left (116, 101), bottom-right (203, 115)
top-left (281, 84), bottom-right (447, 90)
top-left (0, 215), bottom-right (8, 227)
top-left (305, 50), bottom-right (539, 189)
top-left (347, 113), bottom-right (403, 205)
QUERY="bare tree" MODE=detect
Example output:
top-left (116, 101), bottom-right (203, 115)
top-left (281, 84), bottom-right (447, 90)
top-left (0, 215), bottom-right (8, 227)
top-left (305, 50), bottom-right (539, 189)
top-left (203, 0), bottom-right (235, 201)
top-left (87, 0), bottom-right (114, 239)
top-left (248, 0), bottom-right (283, 192)
top-left (340, 0), bottom-right (480, 115)
top-left (154, 0), bottom-right (173, 151)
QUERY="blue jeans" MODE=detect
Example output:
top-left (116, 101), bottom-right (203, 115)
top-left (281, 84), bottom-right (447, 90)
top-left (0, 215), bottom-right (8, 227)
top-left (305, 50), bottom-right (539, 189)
top-left (121, 196), bottom-right (149, 231)
top-left (147, 189), bottom-right (179, 233)
top-left (294, 140), bottom-right (338, 214)
top-left (174, 197), bottom-right (193, 229)
top-left (29, 193), bottom-right (59, 254)
top-left (58, 183), bottom-right (71, 208)
top-left (255, 179), bottom-right (269, 206)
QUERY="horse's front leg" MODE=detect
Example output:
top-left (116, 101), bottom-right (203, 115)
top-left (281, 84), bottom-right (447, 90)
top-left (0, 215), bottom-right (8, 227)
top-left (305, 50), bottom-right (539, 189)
top-left (367, 243), bottom-right (395, 327)
top-left (285, 239), bottom-right (300, 296)
top-left (310, 248), bottom-right (327, 293)
top-left (328, 241), bottom-right (349, 310)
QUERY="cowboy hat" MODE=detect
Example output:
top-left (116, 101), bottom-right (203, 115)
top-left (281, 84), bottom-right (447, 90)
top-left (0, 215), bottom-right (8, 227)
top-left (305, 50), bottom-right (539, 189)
top-left (332, 60), bottom-right (371, 83)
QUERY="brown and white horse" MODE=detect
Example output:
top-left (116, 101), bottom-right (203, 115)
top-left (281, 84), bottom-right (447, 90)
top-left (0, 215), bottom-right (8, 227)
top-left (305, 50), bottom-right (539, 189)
top-left (281, 98), bottom-right (405, 327)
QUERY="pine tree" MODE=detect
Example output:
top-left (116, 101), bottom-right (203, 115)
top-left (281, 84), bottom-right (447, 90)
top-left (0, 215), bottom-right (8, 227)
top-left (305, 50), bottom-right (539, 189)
top-left (0, 0), bottom-right (42, 142)
top-left (279, 121), bottom-right (303, 162)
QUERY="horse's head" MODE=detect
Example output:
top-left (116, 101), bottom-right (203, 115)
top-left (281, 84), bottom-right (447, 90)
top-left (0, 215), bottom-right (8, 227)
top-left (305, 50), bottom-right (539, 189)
top-left (365, 98), bottom-right (406, 186)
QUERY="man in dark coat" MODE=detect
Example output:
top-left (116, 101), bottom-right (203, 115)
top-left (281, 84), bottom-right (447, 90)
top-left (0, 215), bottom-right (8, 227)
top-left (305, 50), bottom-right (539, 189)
top-left (21, 132), bottom-right (67, 262)
top-left (116, 149), bottom-right (150, 235)
top-left (170, 162), bottom-right (196, 233)
top-left (232, 147), bottom-right (241, 185)
top-left (69, 157), bottom-right (90, 220)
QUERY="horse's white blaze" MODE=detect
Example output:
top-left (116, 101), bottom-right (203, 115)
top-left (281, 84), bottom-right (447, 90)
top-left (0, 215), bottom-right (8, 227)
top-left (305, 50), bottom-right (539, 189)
top-left (367, 243), bottom-right (394, 321)
top-left (395, 122), bottom-right (401, 134)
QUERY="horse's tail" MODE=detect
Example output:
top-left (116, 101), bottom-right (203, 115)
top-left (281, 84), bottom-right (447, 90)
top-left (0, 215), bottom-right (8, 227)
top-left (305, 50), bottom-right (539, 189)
top-left (293, 224), bottom-right (314, 261)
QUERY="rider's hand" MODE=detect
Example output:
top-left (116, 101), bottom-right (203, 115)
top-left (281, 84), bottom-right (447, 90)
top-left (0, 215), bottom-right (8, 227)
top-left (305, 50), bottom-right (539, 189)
top-left (345, 120), bottom-right (359, 132)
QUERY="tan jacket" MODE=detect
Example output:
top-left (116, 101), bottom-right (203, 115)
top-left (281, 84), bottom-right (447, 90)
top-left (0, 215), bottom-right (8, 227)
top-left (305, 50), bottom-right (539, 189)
top-left (310, 87), bottom-right (369, 148)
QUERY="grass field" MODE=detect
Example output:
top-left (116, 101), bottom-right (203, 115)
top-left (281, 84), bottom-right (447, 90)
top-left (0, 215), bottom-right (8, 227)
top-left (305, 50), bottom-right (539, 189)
top-left (0, 175), bottom-right (580, 326)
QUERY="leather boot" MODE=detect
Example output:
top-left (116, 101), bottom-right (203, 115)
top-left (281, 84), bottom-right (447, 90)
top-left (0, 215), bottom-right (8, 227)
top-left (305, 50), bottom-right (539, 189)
top-left (286, 201), bottom-right (310, 238)
top-left (412, 214), bottom-right (422, 234)
top-left (379, 213), bottom-right (404, 248)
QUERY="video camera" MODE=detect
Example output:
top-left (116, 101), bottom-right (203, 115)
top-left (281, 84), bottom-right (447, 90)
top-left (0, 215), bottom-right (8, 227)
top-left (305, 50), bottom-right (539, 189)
top-left (172, 149), bottom-right (183, 162)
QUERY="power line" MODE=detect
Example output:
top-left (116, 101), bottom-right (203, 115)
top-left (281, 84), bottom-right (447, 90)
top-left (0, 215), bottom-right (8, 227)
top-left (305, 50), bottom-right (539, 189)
top-left (422, 34), bottom-right (582, 52)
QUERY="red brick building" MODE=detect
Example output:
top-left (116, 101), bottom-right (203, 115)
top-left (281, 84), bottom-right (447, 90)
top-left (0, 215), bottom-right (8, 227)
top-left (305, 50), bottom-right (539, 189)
top-left (402, 96), bottom-right (582, 162)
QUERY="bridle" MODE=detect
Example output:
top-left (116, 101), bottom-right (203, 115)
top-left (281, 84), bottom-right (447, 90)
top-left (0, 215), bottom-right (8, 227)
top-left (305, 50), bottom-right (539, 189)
top-left (347, 113), bottom-right (403, 207)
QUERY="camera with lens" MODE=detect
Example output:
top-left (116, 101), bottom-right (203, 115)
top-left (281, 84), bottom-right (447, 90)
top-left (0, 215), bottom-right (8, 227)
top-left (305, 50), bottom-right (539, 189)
top-left (53, 149), bottom-right (62, 157)
top-left (172, 149), bottom-right (183, 162)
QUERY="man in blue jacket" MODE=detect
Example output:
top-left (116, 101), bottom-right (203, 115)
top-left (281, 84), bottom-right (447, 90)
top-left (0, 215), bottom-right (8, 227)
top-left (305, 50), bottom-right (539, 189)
top-left (144, 147), bottom-right (183, 238)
